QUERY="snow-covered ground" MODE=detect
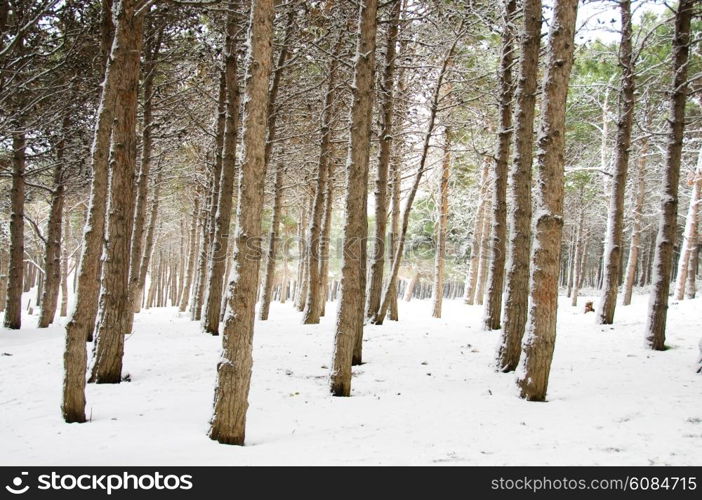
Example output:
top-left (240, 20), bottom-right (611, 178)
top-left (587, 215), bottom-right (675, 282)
top-left (1, 292), bottom-right (700, 465)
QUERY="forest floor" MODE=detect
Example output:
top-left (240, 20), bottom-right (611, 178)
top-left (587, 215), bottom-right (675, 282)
top-left (1, 292), bottom-right (701, 465)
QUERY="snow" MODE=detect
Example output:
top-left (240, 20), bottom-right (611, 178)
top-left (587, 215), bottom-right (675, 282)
top-left (1, 292), bottom-right (700, 465)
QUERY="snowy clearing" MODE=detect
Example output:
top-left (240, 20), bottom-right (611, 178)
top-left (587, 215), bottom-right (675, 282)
top-left (1, 293), bottom-right (700, 466)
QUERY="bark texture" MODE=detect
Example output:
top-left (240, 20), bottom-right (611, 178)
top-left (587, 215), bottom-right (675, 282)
top-left (483, 0), bottom-right (516, 330)
top-left (597, 0), bottom-right (635, 324)
top-left (89, 0), bottom-right (144, 383)
top-left (203, 3), bottom-right (240, 335)
top-left (516, 0), bottom-right (578, 401)
top-left (330, 0), bottom-right (378, 396)
top-left (432, 127), bottom-right (452, 318)
top-left (645, 0), bottom-right (694, 351)
top-left (365, 0), bottom-right (401, 322)
top-left (208, 0), bottom-right (274, 445)
top-left (4, 128), bottom-right (25, 329)
top-left (496, 0), bottom-right (542, 372)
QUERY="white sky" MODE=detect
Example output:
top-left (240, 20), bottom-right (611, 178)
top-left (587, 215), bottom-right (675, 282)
top-left (573, 0), bottom-right (671, 44)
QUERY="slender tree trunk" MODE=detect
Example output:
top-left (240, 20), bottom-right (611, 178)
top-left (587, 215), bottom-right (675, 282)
top-left (464, 159), bottom-right (489, 305)
top-left (89, 0), bottom-right (144, 383)
top-left (475, 199), bottom-right (492, 306)
top-left (365, 0), bottom-right (401, 322)
top-left (483, 0), bottom-right (516, 330)
top-left (259, 159), bottom-right (285, 321)
top-left (565, 230), bottom-right (576, 296)
top-left (432, 127), bottom-right (452, 318)
top-left (387, 144), bottom-right (401, 321)
top-left (303, 34), bottom-right (342, 324)
top-left (60, 213), bottom-right (70, 317)
top-left (192, 178), bottom-right (214, 320)
top-left (597, 0), bottom-right (635, 324)
top-left (65, 0), bottom-right (116, 345)
top-left (203, 3), bottom-right (241, 335)
top-left (179, 197), bottom-right (200, 312)
top-left (622, 137), bottom-right (649, 305)
top-left (516, 0), bottom-right (578, 401)
top-left (4, 127), bottom-right (25, 330)
top-left (571, 219), bottom-right (586, 307)
top-left (674, 148), bottom-right (702, 300)
top-left (686, 242), bottom-right (699, 299)
top-left (135, 167), bottom-right (162, 312)
top-left (208, 0), bottom-right (274, 445)
top-left (318, 155), bottom-right (337, 318)
top-left (0, 250), bottom-right (8, 313)
top-left (645, 0), bottom-right (694, 351)
top-left (294, 201), bottom-right (309, 311)
top-left (62, 0), bottom-right (119, 422)
top-left (330, 0), bottom-right (378, 396)
top-left (127, 25), bottom-right (162, 324)
top-left (38, 162), bottom-right (65, 328)
top-left (496, 0), bottom-right (541, 372)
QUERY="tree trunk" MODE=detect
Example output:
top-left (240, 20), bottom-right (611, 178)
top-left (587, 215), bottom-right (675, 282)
top-left (89, 0), bottom-right (144, 383)
top-left (65, 0), bottom-right (117, 345)
top-left (432, 126), bottom-right (452, 318)
top-left (687, 243), bottom-right (699, 299)
top-left (203, 3), bottom-right (241, 335)
top-left (464, 159), bottom-right (489, 305)
top-left (645, 0), bottom-right (694, 351)
top-left (516, 0), bottom-right (578, 401)
top-left (179, 196), bottom-right (200, 312)
top-left (38, 161), bottom-right (65, 328)
top-left (259, 159), bottom-right (285, 321)
top-left (597, 0), bottom-right (635, 324)
top-left (496, 0), bottom-right (541, 372)
top-left (475, 199), bottom-right (492, 306)
top-left (387, 143), bottom-right (401, 321)
top-left (330, 0), bottom-right (378, 396)
top-left (4, 128), bottom-right (25, 330)
top-left (483, 0), bottom-right (516, 330)
top-left (208, 0), bottom-right (274, 445)
top-left (318, 154), bottom-right (337, 318)
top-left (365, 0), bottom-right (401, 322)
top-left (192, 172), bottom-right (216, 321)
top-left (303, 34), bottom-right (343, 324)
top-left (62, 0), bottom-right (119, 422)
top-left (127, 24), bottom-right (162, 324)
top-left (571, 208), bottom-right (586, 307)
top-left (622, 136), bottom-right (649, 305)
top-left (135, 167), bottom-right (162, 313)
top-left (60, 213), bottom-right (70, 317)
top-left (294, 201), bottom-right (310, 311)
top-left (674, 148), bottom-right (702, 300)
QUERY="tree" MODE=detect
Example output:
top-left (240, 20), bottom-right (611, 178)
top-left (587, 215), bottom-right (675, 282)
top-left (431, 126), bottom-right (452, 318)
top-left (495, 0), bottom-right (541, 372)
top-left (645, 0), bottom-right (695, 350)
top-left (516, 0), bottom-right (579, 401)
top-left (202, 1), bottom-right (240, 335)
top-left (365, 0), bottom-right (401, 323)
top-left (89, 0), bottom-right (145, 383)
top-left (4, 125), bottom-right (24, 329)
top-left (674, 147), bottom-right (702, 300)
top-left (64, 0), bottom-right (116, 344)
top-left (208, 0), bottom-right (275, 445)
top-left (597, 0), bottom-right (636, 325)
top-left (302, 32), bottom-right (343, 325)
top-left (329, 0), bottom-right (378, 396)
top-left (483, 0), bottom-right (516, 330)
